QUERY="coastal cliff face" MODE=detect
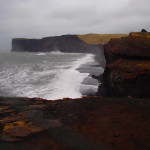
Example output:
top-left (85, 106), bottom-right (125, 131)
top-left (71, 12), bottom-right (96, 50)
top-left (12, 35), bottom-right (100, 53)
top-left (12, 38), bottom-right (43, 52)
top-left (100, 32), bottom-right (150, 97)
top-left (2, 32), bottom-right (150, 150)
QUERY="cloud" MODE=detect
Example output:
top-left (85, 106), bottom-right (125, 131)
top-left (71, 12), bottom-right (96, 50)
top-left (0, 0), bottom-right (150, 50)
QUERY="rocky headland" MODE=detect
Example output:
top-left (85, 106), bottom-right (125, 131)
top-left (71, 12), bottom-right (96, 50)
top-left (12, 35), bottom-right (101, 53)
top-left (97, 31), bottom-right (150, 98)
top-left (12, 34), bottom-right (127, 52)
top-left (12, 34), bottom-right (105, 66)
top-left (0, 31), bottom-right (149, 150)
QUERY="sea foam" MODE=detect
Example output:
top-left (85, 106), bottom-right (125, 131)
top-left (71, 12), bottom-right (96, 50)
top-left (0, 52), bottom-right (101, 100)
top-left (43, 53), bottom-right (95, 100)
top-left (37, 53), bottom-right (46, 55)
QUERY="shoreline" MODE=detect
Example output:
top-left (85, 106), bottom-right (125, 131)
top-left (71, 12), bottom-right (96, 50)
top-left (0, 31), bottom-right (149, 149)
top-left (77, 52), bottom-right (105, 97)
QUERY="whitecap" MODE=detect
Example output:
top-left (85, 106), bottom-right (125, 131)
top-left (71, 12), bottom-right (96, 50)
top-left (41, 54), bottom-right (95, 100)
top-left (37, 53), bottom-right (46, 56)
top-left (50, 51), bottom-right (64, 55)
top-left (0, 52), bottom-right (100, 100)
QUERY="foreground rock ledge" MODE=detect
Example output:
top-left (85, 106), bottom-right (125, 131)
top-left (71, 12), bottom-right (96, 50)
top-left (0, 96), bottom-right (150, 150)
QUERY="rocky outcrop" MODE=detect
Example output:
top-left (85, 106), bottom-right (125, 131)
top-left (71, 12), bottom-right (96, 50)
top-left (99, 32), bottom-right (150, 98)
top-left (12, 35), bottom-right (100, 53)
top-left (12, 38), bottom-right (43, 52)
top-left (0, 96), bottom-right (150, 150)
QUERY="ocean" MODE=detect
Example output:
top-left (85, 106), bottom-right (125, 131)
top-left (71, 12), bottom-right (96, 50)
top-left (0, 51), bottom-right (104, 100)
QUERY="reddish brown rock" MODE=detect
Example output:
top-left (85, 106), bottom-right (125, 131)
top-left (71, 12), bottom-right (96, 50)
top-left (104, 35), bottom-right (150, 64)
top-left (0, 96), bottom-right (150, 150)
top-left (101, 32), bottom-right (150, 97)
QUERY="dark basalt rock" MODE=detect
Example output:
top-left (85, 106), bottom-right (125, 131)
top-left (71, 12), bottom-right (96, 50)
top-left (141, 29), bottom-right (147, 32)
top-left (98, 32), bottom-right (150, 98)
top-left (12, 38), bottom-right (43, 52)
top-left (0, 96), bottom-right (150, 150)
top-left (12, 35), bottom-right (101, 54)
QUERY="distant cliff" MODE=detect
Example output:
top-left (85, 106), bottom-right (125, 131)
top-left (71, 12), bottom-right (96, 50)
top-left (98, 32), bottom-right (150, 98)
top-left (12, 35), bottom-right (101, 53)
top-left (12, 34), bottom-right (106, 67)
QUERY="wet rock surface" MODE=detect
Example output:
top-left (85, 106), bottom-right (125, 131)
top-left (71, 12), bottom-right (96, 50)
top-left (99, 32), bottom-right (150, 97)
top-left (0, 96), bottom-right (150, 150)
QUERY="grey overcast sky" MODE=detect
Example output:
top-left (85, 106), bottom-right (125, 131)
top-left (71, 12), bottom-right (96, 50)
top-left (0, 0), bottom-right (150, 51)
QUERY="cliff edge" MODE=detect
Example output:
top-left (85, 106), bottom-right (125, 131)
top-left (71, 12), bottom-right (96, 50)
top-left (98, 31), bottom-right (150, 97)
top-left (12, 35), bottom-right (100, 53)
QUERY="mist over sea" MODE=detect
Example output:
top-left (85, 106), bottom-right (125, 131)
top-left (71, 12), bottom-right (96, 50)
top-left (0, 51), bottom-right (104, 100)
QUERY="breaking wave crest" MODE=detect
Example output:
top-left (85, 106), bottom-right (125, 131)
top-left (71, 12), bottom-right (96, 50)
top-left (0, 52), bottom-right (101, 100)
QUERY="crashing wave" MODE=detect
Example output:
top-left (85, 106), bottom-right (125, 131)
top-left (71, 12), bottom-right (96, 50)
top-left (37, 53), bottom-right (46, 56)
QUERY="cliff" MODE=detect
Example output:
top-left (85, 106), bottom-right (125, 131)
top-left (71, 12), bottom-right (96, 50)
top-left (98, 32), bottom-right (150, 97)
top-left (12, 34), bottom-right (128, 53)
top-left (2, 31), bottom-right (150, 150)
top-left (12, 35), bottom-right (100, 53)
top-left (12, 32), bottom-right (150, 98)
top-left (0, 96), bottom-right (149, 150)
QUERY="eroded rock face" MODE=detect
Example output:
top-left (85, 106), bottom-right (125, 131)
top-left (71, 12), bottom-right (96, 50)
top-left (104, 35), bottom-right (150, 63)
top-left (12, 35), bottom-right (100, 53)
top-left (12, 38), bottom-right (43, 52)
top-left (101, 32), bottom-right (150, 98)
